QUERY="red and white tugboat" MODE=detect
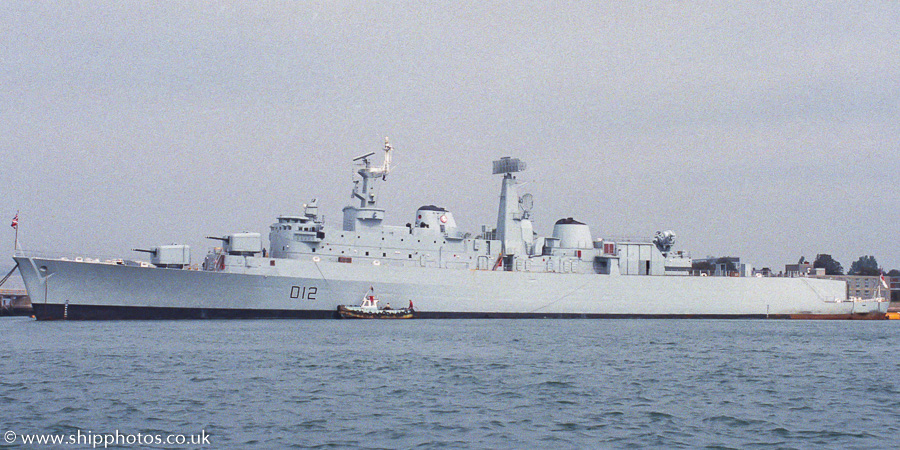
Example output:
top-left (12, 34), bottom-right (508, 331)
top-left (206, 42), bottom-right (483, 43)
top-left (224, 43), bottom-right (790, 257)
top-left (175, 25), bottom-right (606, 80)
top-left (337, 288), bottom-right (414, 319)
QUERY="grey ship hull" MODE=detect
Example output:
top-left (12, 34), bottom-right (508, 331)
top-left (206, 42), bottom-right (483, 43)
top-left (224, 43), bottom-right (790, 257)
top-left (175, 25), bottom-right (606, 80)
top-left (14, 256), bottom-right (889, 320)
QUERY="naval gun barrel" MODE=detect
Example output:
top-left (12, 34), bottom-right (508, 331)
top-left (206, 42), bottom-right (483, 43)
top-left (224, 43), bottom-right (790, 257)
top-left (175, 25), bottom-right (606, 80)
top-left (132, 248), bottom-right (157, 254)
top-left (205, 236), bottom-right (230, 242)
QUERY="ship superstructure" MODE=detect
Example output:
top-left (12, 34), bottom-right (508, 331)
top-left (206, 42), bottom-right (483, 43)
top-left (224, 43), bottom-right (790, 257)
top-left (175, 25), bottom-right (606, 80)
top-left (212, 141), bottom-right (689, 278)
top-left (12, 139), bottom-right (889, 320)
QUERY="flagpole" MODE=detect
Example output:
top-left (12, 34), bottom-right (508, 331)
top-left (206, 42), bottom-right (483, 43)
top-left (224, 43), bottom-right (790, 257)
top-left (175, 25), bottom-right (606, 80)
top-left (13, 210), bottom-right (18, 252)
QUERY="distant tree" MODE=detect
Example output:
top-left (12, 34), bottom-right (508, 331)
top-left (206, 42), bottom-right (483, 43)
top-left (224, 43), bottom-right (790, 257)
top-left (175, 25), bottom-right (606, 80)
top-left (798, 256), bottom-right (806, 264)
top-left (888, 269), bottom-right (900, 277)
top-left (848, 255), bottom-right (880, 276)
top-left (813, 254), bottom-right (844, 275)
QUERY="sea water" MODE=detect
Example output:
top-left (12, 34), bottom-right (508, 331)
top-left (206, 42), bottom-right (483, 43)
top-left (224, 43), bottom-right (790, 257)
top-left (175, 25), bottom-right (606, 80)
top-left (1, 318), bottom-right (897, 449)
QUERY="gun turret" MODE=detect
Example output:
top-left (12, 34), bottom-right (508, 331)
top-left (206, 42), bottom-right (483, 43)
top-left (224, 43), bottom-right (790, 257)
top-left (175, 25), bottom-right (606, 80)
top-left (207, 233), bottom-right (261, 256)
top-left (132, 245), bottom-right (191, 268)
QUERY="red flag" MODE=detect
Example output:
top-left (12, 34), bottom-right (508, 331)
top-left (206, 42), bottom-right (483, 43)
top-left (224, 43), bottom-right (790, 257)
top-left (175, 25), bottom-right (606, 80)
top-left (881, 271), bottom-right (889, 289)
top-left (10, 213), bottom-right (17, 229)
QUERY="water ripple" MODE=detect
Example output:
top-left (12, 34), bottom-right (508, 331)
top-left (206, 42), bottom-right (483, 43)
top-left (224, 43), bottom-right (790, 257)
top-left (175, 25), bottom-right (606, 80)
top-left (2, 317), bottom-right (897, 448)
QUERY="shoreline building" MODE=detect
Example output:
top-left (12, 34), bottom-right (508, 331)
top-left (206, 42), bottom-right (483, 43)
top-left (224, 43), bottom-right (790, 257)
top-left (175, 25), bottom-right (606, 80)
top-left (813, 275), bottom-right (889, 300)
top-left (889, 275), bottom-right (899, 303)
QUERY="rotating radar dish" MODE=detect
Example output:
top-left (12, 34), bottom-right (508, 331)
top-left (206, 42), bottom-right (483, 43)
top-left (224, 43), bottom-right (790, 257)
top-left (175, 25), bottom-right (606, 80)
top-left (519, 193), bottom-right (534, 212)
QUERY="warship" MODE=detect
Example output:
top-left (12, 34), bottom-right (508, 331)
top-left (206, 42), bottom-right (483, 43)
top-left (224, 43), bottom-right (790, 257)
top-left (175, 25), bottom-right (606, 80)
top-left (12, 139), bottom-right (889, 320)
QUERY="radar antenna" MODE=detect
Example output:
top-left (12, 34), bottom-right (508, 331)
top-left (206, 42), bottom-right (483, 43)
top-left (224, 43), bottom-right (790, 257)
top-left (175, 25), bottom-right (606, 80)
top-left (519, 193), bottom-right (534, 212)
top-left (653, 230), bottom-right (677, 254)
top-left (371, 137), bottom-right (392, 179)
top-left (352, 152), bottom-right (376, 162)
top-left (354, 137), bottom-right (393, 179)
top-left (349, 137), bottom-right (395, 208)
top-left (492, 156), bottom-right (526, 175)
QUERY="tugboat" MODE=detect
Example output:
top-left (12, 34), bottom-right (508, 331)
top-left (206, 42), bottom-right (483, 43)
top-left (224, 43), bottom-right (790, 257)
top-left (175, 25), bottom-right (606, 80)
top-left (337, 288), bottom-right (414, 319)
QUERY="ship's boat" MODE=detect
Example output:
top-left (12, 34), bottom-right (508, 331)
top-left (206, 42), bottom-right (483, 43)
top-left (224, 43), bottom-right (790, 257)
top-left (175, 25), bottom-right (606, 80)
top-left (10, 138), bottom-right (889, 320)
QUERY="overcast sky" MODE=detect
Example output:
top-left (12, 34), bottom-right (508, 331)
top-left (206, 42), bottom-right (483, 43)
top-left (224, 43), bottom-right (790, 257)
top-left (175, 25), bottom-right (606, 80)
top-left (2, 1), bottom-right (898, 277)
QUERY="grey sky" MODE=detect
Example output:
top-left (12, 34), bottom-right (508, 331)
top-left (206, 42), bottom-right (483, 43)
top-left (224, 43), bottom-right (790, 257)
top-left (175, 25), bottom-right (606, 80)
top-left (2, 1), bottom-right (898, 275)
